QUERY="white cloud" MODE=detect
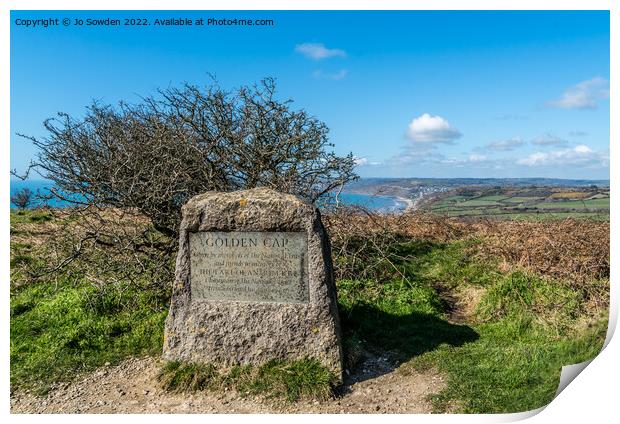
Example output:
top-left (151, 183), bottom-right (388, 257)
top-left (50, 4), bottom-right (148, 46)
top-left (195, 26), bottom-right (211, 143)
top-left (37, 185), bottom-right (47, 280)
top-left (393, 148), bottom-right (499, 168)
top-left (468, 154), bottom-right (487, 162)
top-left (425, 154), bottom-right (509, 169)
top-left (517, 144), bottom-right (607, 167)
top-left (312, 69), bottom-right (348, 80)
top-left (548, 77), bottom-right (609, 110)
top-left (531, 134), bottom-right (569, 147)
top-left (392, 145), bottom-right (447, 164)
top-left (353, 156), bottom-right (381, 166)
top-left (406, 113), bottom-right (462, 143)
top-left (295, 43), bottom-right (346, 60)
top-left (485, 137), bottom-right (524, 151)
top-left (574, 145), bottom-right (592, 154)
top-left (353, 156), bottom-right (368, 166)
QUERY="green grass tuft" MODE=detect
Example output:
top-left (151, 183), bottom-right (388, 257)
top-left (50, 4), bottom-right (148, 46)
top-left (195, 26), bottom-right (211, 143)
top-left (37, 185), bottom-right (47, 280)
top-left (158, 361), bottom-right (219, 392)
top-left (10, 209), bottom-right (54, 224)
top-left (157, 358), bottom-right (336, 402)
top-left (476, 271), bottom-right (583, 335)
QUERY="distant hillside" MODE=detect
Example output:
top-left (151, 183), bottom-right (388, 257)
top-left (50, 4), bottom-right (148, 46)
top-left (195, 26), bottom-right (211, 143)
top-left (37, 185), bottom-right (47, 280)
top-left (341, 177), bottom-right (610, 215)
top-left (346, 177), bottom-right (609, 191)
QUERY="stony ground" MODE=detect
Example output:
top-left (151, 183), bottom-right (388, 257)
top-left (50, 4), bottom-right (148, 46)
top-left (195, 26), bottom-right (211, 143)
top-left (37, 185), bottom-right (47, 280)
top-left (11, 354), bottom-right (445, 414)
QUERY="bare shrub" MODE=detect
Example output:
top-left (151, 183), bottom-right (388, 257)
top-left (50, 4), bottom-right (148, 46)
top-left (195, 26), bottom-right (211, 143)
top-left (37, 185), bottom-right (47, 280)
top-left (11, 188), bottom-right (33, 210)
top-left (469, 219), bottom-right (610, 284)
top-left (323, 207), bottom-right (467, 282)
top-left (16, 77), bottom-right (357, 238)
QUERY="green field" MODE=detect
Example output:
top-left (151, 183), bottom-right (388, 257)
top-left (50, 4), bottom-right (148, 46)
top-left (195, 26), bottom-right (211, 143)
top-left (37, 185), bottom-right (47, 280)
top-left (427, 187), bottom-right (609, 220)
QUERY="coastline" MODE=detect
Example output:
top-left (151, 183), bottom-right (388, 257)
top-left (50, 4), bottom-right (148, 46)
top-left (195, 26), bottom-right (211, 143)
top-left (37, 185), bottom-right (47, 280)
top-left (395, 196), bottom-right (415, 212)
top-left (12, 182), bottom-right (418, 214)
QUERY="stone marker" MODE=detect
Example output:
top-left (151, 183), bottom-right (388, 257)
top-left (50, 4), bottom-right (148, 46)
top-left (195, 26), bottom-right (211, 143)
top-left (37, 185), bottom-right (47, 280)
top-left (163, 188), bottom-right (343, 379)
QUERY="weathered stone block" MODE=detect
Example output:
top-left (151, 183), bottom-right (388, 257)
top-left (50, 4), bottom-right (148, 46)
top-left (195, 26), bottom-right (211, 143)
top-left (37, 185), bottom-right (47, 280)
top-left (163, 188), bottom-right (343, 380)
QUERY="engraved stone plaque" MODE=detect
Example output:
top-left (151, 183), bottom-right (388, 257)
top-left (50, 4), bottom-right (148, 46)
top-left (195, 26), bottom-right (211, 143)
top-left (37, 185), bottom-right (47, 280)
top-left (189, 231), bottom-right (309, 303)
top-left (164, 188), bottom-right (343, 379)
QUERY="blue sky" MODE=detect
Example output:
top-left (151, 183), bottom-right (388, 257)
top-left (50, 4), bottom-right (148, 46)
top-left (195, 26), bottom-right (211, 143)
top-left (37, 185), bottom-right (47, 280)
top-left (11, 10), bottom-right (610, 180)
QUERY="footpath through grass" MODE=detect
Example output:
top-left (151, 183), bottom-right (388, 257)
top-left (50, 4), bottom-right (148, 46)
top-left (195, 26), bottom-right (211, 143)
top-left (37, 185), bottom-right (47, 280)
top-left (10, 209), bottom-right (609, 411)
top-left (335, 235), bottom-right (608, 413)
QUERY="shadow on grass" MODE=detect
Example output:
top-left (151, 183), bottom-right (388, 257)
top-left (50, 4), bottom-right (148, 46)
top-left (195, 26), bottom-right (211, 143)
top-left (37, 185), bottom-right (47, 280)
top-left (341, 304), bottom-right (479, 384)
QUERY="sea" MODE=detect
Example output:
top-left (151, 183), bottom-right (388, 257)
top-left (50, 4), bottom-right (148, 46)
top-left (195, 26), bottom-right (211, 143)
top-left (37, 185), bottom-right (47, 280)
top-left (333, 193), bottom-right (407, 212)
top-left (9, 179), bottom-right (70, 208)
top-left (9, 180), bottom-right (407, 212)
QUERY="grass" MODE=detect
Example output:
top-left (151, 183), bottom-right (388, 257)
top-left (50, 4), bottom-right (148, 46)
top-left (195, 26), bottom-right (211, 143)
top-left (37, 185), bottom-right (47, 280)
top-left (158, 358), bottom-right (336, 402)
top-left (491, 212), bottom-right (609, 221)
top-left (10, 209), bottom-right (54, 224)
top-left (533, 198), bottom-right (609, 210)
top-left (10, 277), bottom-right (169, 395)
top-left (337, 278), bottom-right (479, 359)
top-left (405, 317), bottom-right (606, 413)
top-left (10, 208), bottom-right (609, 411)
top-left (457, 199), bottom-right (502, 207)
top-left (434, 208), bottom-right (609, 221)
top-left (427, 188), bottom-right (609, 220)
top-left (502, 196), bottom-right (542, 203)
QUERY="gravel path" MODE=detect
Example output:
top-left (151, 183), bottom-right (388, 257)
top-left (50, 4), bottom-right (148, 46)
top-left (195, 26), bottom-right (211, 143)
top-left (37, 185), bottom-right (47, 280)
top-left (11, 355), bottom-right (445, 414)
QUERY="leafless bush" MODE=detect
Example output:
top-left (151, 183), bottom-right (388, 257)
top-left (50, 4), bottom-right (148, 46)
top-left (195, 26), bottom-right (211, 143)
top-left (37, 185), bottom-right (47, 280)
top-left (323, 206), bottom-right (466, 282)
top-left (11, 188), bottom-right (33, 210)
top-left (324, 206), bottom-right (408, 282)
top-left (469, 219), bottom-right (610, 283)
top-left (16, 77), bottom-right (357, 238)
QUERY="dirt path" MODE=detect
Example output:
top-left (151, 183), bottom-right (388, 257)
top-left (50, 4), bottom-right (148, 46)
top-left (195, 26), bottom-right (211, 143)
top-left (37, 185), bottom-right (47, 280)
top-left (11, 355), bottom-right (445, 414)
